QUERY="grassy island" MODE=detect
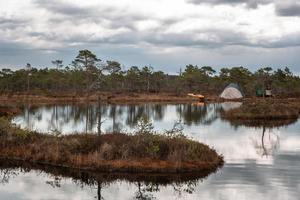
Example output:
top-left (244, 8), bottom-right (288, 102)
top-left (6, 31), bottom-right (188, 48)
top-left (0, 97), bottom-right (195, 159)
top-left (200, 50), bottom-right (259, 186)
top-left (222, 99), bottom-right (300, 120)
top-left (221, 99), bottom-right (300, 127)
top-left (0, 112), bottom-right (223, 173)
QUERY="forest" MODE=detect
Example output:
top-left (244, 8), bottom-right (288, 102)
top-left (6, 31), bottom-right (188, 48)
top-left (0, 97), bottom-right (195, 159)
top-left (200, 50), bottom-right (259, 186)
top-left (0, 49), bottom-right (299, 97)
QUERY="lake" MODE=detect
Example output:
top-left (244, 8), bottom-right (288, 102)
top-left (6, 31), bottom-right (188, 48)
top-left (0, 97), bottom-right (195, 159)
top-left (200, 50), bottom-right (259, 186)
top-left (1, 102), bottom-right (299, 199)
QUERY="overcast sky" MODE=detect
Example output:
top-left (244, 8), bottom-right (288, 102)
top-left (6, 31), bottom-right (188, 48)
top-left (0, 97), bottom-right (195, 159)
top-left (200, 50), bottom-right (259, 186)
top-left (0, 0), bottom-right (300, 73)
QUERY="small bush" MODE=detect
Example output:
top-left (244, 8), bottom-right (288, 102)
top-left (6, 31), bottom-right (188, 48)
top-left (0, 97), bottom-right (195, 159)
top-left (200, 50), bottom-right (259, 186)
top-left (99, 143), bottom-right (114, 160)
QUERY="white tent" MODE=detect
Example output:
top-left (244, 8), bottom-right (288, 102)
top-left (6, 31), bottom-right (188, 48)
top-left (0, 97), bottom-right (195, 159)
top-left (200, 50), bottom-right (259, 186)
top-left (220, 83), bottom-right (244, 100)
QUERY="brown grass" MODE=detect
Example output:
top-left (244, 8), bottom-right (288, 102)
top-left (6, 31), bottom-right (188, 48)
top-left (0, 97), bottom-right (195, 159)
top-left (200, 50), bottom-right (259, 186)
top-left (0, 106), bottom-right (20, 117)
top-left (0, 117), bottom-right (223, 173)
top-left (0, 92), bottom-right (200, 104)
top-left (222, 99), bottom-right (300, 120)
top-left (221, 99), bottom-right (300, 128)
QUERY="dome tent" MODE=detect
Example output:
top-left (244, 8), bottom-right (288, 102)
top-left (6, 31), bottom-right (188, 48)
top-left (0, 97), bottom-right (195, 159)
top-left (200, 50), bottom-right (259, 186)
top-left (220, 83), bottom-right (244, 100)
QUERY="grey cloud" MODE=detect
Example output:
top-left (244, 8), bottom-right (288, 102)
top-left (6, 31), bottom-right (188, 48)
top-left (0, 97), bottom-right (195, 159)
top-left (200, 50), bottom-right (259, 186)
top-left (186, 0), bottom-right (272, 8)
top-left (141, 30), bottom-right (248, 48)
top-left (276, 1), bottom-right (300, 16)
top-left (25, 21), bottom-right (300, 51)
top-left (44, 27), bottom-right (248, 48)
top-left (0, 16), bottom-right (29, 29)
top-left (265, 33), bottom-right (300, 48)
top-left (27, 1), bottom-right (255, 49)
top-left (60, 26), bottom-right (300, 50)
top-left (33, 0), bottom-right (96, 17)
top-left (31, 0), bottom-right (182, 45)
top-left (33, 0), bottom-right (180, 34)
top-left (33, 0), bottom-right (146, 30)
top-left (2, 0), bottom-right (299, 54)
top-left (28, 32), bottom-right (60, 42)
top-left (187, 0), bottom-right (300, 16)
top-left (1, 0), bottom-right (300, 73)
top-left (141, 29), bottom-right (300, 49)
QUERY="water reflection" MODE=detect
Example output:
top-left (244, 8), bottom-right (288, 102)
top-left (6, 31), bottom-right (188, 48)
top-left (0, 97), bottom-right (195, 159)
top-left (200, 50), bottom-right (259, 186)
top-left (12, 103), bottom-right (225, 134)
top-left (12, 103), bottom-right (300, 163)
top-left (177, 103), bottom-right (221, 126)
top-left (0, 160), bottom-right (212, 200)
top-left (6, 103), bottom-right (300, 199)
top-left (221, 114), bottom-right (298, 159)
top-left (1, 147), bottom-right (300, 200)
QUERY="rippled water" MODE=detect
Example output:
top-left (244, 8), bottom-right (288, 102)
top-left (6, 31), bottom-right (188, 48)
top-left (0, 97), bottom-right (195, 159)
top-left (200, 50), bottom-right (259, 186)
top-left (1, 103), bottom-right (299, 200)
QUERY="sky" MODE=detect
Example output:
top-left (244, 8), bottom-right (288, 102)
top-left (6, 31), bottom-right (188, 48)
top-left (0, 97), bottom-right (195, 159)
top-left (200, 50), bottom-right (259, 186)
top-left (0, 0), bottom-right (300, 74)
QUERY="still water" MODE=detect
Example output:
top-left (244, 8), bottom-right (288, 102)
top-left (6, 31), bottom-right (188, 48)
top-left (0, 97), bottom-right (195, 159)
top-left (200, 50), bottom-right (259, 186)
top-left (1, 103), bottom-right (299, 200)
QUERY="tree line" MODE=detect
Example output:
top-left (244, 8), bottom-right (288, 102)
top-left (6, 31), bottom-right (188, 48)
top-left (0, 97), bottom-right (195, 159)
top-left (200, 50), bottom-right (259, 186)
top-left (0, 49), bottom-right (299, 97)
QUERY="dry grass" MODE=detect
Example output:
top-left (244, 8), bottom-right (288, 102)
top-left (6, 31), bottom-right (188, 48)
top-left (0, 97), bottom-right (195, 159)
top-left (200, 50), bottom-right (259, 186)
top-left (221, 99), bottom-right (300, 128)
top-left (0, 106), bottom-right (20, 117)
top-left (222, 99), bottom-right (300, 120)
top-left (0, 117), bottom-right (223, 173)
top-left (0, 93), bottom-right (198, 104)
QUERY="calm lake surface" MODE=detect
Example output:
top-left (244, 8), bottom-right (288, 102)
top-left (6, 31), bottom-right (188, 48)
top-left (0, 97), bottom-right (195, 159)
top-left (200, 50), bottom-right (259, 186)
top-left (1, 103), bottom-right (299, 199)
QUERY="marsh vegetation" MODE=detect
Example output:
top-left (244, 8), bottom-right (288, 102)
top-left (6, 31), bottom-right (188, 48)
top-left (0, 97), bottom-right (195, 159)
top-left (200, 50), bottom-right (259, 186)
top-left (0, 112), bottom-right (223, 173)
top-left (221, 99), bottom-right (300, 125)
top-left (1, 50), bottom-right (300, 99)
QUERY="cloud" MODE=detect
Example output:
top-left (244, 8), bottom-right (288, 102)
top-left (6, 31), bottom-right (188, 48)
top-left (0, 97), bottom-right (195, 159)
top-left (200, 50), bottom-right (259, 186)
top-left (0, 0), bottom-right (300, 72)
top-left (33, 0), bottom-right (93, 16)
top-left (0, 16), bottom-right (29, 29)
top-left (186, 0), bottom-right (272, 8)
top-left (33, 0), bottom-right (146, 30)
top-left (275, 1), bottom-right (300, 16)
top-left (27, 0), bottom-right (300, 50)
top-left (187, 0), bottom-right (300, 17)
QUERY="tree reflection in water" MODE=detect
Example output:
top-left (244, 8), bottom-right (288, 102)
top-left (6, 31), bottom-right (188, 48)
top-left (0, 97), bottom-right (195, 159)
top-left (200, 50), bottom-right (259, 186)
top-left (248, 126), bottom-right (281, 157)
top-left (0, 161), bottom-right (213, 200)
top-left (15, 103), bottom-right (225, 134)
top-left (260, 126), bottom-right (280, 157)
top-left (125, 104), bottom-right (165, 128)
top-left (177, 103), bottom-right (221, 126)
top-left (17, 102), bottom-right (291, 159)
top-left (135, 182), bottom-right (158, 200)
top-left (0, 168), bottom-right (18, 185)
top-left (46, 176), bottom-right (62, 188)
top-left (224, 117), bottom-right (297, 158)
top-left (96, 181), bottom-right (108, 200)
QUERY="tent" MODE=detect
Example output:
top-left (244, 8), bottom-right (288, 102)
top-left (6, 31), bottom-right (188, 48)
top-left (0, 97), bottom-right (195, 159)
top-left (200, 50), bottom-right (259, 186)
top-left (220, 83), bottom-right (244, 100)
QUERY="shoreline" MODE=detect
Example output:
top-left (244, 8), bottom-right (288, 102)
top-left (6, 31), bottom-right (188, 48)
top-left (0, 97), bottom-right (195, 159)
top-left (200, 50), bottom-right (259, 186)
top-left (0, 93), bottom-right (200, 103)
top-left (1, 93), bottom-right (300, 105)
top-left (0, 156), bottom-right (222, 174)
top-left (221, 99), bottom-right (300, 128)
top-left (0, 93), bottom-right (223, 104)
top-left (0, 134), bottom-right (224, 173)
top-left (222, 100), bottom-right (300, 120)
top-left (0, 158), bottom-right (215, 184)
top-left (0, 114), bottom-right (224, 174)
top-left (2, 97), bottom-right (300, 174)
